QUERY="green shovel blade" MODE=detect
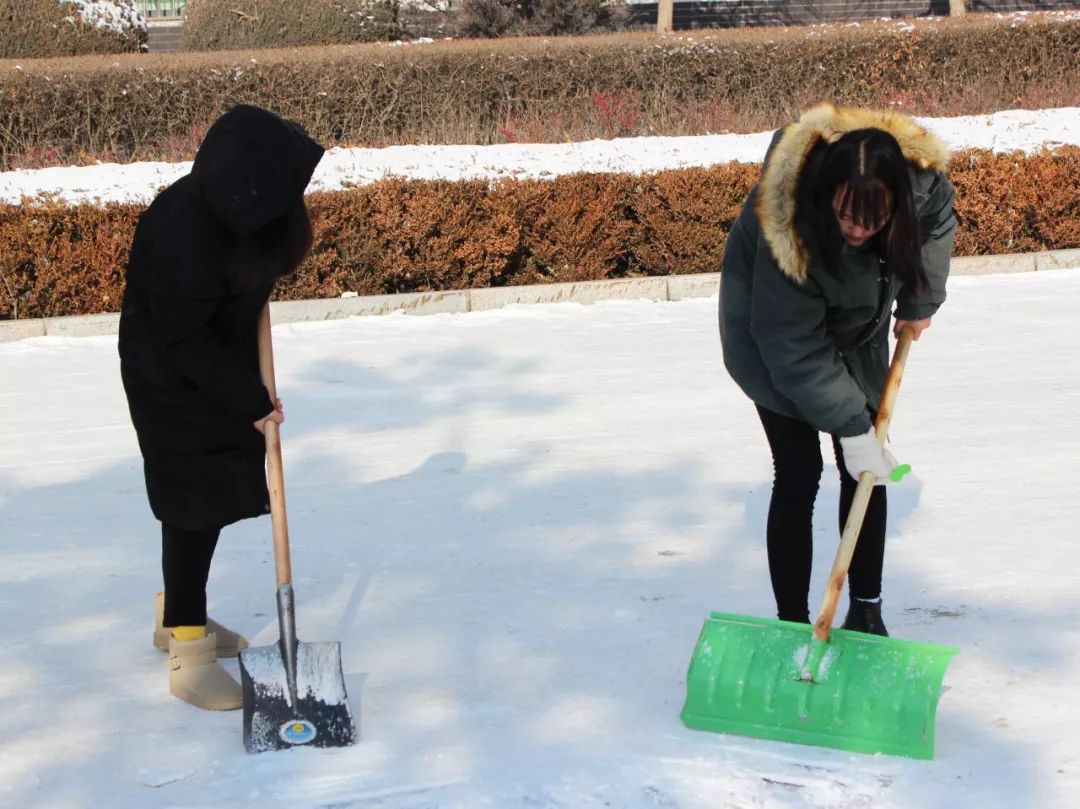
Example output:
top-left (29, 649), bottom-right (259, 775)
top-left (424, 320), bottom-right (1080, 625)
top-left (681, 612), bottom-right (958, 760)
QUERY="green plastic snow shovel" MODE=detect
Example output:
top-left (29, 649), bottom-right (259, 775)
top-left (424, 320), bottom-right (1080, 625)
top-left (681, 326), bottom-right (958, 760)
top-left (238, 305), bottom-right (358, 753)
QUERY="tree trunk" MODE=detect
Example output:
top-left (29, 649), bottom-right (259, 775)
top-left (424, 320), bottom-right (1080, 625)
top-left (657, 0), bottom-right (674, 33)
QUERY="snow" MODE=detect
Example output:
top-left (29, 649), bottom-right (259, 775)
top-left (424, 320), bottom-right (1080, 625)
top-left (240, 640), bottom-right (350, 704)
top-left (1, 268), bottom-right (1079, 807)
top-left (62, 0), bottom-right (145, 35)
top-left (2, 107), bottom-right (1078, 206)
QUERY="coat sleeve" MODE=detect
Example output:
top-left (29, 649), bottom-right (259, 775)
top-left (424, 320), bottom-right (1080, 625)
top-left (149, 268), bottom-right (274, 423)
top-left (749, 240), bottom-right (873, 437)
top-left (895, 171), bottom-right (957, 321)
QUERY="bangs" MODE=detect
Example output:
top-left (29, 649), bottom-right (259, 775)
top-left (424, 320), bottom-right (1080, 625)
top-left (833, 179), bottom-right (894, 229)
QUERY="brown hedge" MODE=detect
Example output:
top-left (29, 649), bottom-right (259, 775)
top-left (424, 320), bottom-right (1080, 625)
top-left (1, 147), bottom-right (1077, 320)
top-left (182, 0), bottom-right (402, 52)
top-left (1, 13), bottom-right (1078, 170)
top-left (0, 0), bottom-right (146, 59)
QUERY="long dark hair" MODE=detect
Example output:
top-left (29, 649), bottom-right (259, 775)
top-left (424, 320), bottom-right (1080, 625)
top-left (805, 128), bottom-right (927, 291)
top-left (227, 199), bottom-right (313, 291)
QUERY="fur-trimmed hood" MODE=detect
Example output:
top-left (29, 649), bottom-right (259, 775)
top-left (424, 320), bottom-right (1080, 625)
top-left (755, 103), bottom-right (950, 282)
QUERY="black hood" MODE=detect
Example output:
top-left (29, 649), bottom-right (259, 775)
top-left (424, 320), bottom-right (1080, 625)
top-left (191, 105), bottom-right (325, 237)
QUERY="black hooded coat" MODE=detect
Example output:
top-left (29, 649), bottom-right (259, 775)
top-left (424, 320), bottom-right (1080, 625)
top-left (118, 105), bottom-right (325, 531)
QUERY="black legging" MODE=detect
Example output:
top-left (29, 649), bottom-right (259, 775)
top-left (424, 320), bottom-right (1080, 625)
top-left (161, 524), bottom-right (222, 627)
top-left (756, 405), bottom-right (886, 623)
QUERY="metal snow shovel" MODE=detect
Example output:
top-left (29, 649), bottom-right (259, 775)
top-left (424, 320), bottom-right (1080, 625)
top-left (238, 304), bottom-right (358, 753)
top-left (681, 326), bottom-right (958, 760)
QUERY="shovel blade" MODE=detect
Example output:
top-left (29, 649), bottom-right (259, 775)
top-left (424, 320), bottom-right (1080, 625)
top-left (680, 612), bottom-right (958, 760)
top-left (239, 639), bottom-right (357, 753)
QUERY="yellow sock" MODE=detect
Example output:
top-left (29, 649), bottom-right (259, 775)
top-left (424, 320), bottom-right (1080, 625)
top-left (172, 625), bottom-right (207, 641)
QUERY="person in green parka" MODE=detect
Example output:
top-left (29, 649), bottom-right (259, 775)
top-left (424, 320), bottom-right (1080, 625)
top-left (719, 103), bottom-right (958, 635)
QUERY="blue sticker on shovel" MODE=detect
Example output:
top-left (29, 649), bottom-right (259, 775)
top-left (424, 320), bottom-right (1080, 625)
top-left (279, 719), bottom-right (318, 745)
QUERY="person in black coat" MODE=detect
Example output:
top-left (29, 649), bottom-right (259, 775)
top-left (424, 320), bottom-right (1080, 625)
top-left (119, 105), bottom-right (325, 710)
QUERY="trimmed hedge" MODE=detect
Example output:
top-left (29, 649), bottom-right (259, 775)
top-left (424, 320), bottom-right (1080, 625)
top-left (1, 13), bottom-right (1077, 170)
top-left (0, 0), bottom-right (146, 59)
top-left (457, 0), bottom-right (629, 38)
top-left (2, 148), bottom-right (1077, 320)
top-left (182, 0), bottom-right (402, 52)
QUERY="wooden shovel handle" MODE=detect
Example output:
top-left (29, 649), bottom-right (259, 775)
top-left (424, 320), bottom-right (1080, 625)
top-left (257, 303), bottom-right (292, 588)
top-left (812, 326), bottom-right (914, 641)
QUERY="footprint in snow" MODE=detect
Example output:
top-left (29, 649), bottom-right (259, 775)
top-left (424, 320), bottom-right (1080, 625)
top-left (643, 784), bottom-right (680, 807)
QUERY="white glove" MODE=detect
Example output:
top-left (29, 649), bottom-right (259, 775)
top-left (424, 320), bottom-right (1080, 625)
top-left (838, 427), bottom-right (900, 485)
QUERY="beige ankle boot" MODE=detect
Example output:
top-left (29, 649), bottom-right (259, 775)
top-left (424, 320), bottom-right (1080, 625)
top-left (167, 633), bottom-right (243, 711)
top-left (153, 592), bottom-right (248, 657)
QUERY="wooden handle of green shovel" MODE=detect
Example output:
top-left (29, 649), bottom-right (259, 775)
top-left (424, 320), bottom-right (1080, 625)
top-left (257, 303), bottom-right (293, 588)
top-left (812, 325), bottom-right (915, 642)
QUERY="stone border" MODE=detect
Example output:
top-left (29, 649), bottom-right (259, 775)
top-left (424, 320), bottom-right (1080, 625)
top-left (3, 248), bottom-right (1078, 343)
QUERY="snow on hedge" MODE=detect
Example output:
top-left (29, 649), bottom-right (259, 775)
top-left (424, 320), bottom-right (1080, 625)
top-left (62, 0), bottom-right (145, 35)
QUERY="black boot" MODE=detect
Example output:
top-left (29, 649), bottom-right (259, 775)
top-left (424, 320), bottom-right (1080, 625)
top-left (841, 598), bottom-right (889, 636)
top-left (778, 609), bottom-right (811, 625)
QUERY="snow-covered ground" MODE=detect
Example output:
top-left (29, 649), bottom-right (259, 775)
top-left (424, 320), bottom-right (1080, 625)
top-left (2, 107), bottom-right (1078, 206)
top-left (1, 269), bottom-right (1077, 808)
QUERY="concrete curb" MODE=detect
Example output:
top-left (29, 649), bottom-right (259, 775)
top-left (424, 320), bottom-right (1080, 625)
top-left (3, 248), bottom-right (1078, 343)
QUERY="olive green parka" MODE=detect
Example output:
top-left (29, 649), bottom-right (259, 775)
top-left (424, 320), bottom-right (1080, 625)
top-left (719, 104), bottom-right (958, 437)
